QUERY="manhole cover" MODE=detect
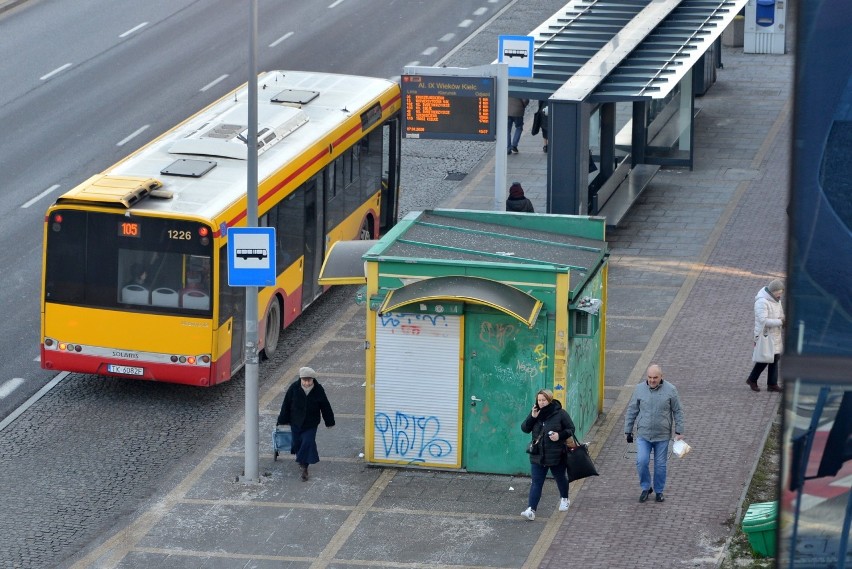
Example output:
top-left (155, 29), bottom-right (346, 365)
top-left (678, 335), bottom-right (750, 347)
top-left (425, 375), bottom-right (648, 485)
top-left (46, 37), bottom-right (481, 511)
top-left (444, 172), bottom-right (467, 181)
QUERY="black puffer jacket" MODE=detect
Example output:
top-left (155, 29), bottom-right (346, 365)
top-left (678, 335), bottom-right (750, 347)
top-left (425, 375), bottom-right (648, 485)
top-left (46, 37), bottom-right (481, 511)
top-left (521, 399), bottom-right (575, 466)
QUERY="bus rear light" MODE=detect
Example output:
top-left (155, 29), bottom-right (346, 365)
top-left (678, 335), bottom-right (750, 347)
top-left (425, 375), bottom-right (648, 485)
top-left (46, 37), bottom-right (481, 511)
top-left (74, 345), bottom-right (82, 352)
top-left (44, 338), bottom-right (54, 347)
top-left (198, 227), bottom-right (209, 237)
top-left (170, 356), bottom-right (178, 362)
top-left (178, 356), bottom-right (187, 363)
top-left (59, 342), bottom-right (67, 350)
top-left (201, 355), bottom-right (210, 363)
top-left (187, 356), bottom-right (196, 365)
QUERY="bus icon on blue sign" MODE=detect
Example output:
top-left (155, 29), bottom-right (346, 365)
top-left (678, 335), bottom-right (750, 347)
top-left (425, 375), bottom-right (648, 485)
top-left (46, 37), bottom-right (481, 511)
top-left (228, 228), bottom-right (276, 286)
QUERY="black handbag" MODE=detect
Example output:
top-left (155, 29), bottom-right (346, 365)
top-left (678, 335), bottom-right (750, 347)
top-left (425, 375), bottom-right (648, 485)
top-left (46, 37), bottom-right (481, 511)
top-left (531, 111), bottom-right (542, 136)
top-left (564, 435), bottom-right (599, 482)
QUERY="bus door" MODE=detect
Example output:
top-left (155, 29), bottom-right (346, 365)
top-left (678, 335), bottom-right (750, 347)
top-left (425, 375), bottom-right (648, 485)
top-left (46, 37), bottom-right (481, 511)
top-left (219, 246), bottom-right (246, 376)
top-left (302, 176), bottom-right (324, 309)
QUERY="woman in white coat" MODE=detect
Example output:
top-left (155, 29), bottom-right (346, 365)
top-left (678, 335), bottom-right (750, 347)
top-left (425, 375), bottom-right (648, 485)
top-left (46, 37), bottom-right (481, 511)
top-left (746, 279), bottom-right (785, 392)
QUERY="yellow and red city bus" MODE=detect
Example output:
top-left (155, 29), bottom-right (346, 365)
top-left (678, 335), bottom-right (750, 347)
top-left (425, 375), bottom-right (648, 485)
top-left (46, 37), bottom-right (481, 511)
top-left (40, 70), bottom-right (401, 386)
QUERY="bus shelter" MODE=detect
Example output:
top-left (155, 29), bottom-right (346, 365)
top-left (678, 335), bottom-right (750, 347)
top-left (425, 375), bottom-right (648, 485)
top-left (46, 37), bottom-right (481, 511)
top-left (509, 0), bottom-right (747, 225)
top-left (319, 209), bottom-right (608, 475)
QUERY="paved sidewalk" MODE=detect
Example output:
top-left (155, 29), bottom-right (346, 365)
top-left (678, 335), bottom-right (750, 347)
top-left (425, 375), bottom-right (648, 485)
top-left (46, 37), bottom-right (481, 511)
top-left (62, 17), bottom-right (796, 569)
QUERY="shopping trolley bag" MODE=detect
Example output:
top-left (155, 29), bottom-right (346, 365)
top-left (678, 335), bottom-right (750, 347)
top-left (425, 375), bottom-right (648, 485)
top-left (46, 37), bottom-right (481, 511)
top-left (273, 426), bottom-right (292, 461)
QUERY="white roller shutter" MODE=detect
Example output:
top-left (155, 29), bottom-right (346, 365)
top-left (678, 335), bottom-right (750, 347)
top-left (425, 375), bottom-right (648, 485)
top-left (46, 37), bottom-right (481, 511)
top-left (372, 312), bottom-right (461, 466)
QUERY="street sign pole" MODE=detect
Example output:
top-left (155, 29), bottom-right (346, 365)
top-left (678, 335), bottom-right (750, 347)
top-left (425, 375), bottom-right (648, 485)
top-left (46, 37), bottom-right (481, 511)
top-left (495, 63), bottom-right (508, 211)
top-left (241, 0), bottom-right (260, 484)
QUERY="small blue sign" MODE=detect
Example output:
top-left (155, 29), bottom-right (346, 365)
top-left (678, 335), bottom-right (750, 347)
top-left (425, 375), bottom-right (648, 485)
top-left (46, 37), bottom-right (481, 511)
top-left (228, 227), bottom-right (276, 287)
top-left (498, 35), bottom-right (535, 78)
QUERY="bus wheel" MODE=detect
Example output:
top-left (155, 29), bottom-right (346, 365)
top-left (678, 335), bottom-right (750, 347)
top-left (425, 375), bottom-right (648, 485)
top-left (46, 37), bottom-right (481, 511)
top-left (261, 299), bottom-right (282, 360)
top-left (359, 216), bottom-right (373, 240)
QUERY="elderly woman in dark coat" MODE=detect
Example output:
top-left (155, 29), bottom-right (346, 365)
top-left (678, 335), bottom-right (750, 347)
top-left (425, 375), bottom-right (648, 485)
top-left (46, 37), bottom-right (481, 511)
top-left (277, 366), bottom-right (335, 480)
top-left (520, 389), bottom-right (575, 520)
top-left (506, 182), bottom-right (535, 213)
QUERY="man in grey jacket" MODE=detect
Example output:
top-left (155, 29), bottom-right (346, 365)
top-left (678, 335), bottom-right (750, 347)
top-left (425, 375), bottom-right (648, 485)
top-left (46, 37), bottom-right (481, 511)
top-left (624, 364), bottom-right (685, 503)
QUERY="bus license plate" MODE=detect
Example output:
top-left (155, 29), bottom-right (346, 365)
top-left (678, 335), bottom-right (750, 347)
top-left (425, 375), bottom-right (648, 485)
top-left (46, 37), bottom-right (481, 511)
top-left (107, 364), bottom-right (144, 376)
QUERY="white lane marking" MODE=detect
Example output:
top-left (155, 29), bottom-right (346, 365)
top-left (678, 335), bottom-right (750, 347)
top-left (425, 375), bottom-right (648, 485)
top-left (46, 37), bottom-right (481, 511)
top-left (328, 0), bottom-right (345, 7)
top-left (200, 74), bottom-right (229, 92)
top-left (117, 124), bottom-right (150, 146)
top-left (422, 46), bottom-right (437, 56)
top-left (40, 63), bottom-right (72, 81)
top-left (0, 378), bottom-right (25, 399)
top-left (21, 184), bottom-right (60, 209)
top-left (0, 372), bottom-right (69, 432)
top-left (439, 33), bottom-right (455, 42)
top-left (458, 19), bottom-right (473, 28)
top-left (119, 22), bottom-right (148, 38)
top-left (473, 7), bottom-right (487, 16)
top-left (269, 31), bottom-right (293, 48)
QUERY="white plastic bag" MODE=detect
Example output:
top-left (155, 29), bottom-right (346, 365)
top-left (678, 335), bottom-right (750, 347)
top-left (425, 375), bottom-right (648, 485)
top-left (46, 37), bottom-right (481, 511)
top-left (672, 439), bottom-right (691, 458)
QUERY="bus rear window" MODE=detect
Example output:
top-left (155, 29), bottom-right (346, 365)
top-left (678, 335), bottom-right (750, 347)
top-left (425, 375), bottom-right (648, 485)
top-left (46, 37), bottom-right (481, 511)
top-left (45, 210), bottom-right (213, 315)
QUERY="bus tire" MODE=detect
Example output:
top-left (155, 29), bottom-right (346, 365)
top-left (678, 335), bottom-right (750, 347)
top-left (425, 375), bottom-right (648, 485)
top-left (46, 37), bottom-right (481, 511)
top-left (359, 216), bottom-right (373, 240)
top-left (261, 298), bottom-right (282, 360)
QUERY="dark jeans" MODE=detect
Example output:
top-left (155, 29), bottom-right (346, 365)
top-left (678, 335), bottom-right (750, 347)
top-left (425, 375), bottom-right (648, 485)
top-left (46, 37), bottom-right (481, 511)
top-left (527, 462), bottom-right (568, 511)
top-left (747, 353), bottom-right (780, 386)
top-left (507, 116), bottom-right (524, 149)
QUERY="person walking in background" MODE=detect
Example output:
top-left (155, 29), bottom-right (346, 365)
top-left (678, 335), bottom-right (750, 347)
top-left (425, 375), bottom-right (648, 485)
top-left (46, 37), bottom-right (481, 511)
top-left (746, 279), bottom-right (785, 393)
top-left (276, 366), bottom-right (335, 481)
top-left (531, 100), bottom-right (549, 153)
top-left (507, 96), bottom-right (529, 154)
top-left (506, 182), bottom-right (535, 213)
top-left (520, 389), bottom-right (575, 520)
top-left (624, 364), bottom-right (684, 503)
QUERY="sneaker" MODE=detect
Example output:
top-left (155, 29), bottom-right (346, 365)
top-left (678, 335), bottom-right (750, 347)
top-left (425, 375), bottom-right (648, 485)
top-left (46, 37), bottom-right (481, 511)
top-left (543, 144), bottom-right (548, 153)
top-left (507, 148), bottom-right (512, 155)
top-left (655, 493), bottom-right (665, 502)
top-left (767, 385), bottom-right (783, 393)
top-left (511, 146), bottom-right (519, 154)
top-left (521, 507), bottom-right (536, 521)
top-left (559, 498), bottom-right (570, 512)
top-left (639, 489), bottom-right (651, 502)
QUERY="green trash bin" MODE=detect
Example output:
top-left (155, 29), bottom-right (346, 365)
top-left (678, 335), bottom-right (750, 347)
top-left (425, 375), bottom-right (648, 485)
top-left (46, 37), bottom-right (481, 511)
top-left (742, 501), bottom-right (778, 557)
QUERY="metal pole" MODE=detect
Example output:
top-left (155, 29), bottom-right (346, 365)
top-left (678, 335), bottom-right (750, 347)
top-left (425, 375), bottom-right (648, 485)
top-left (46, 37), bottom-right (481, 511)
top-left (494, 63), bottom-right (508, 211)
top-left (242, 0), bottom-right (260, 484)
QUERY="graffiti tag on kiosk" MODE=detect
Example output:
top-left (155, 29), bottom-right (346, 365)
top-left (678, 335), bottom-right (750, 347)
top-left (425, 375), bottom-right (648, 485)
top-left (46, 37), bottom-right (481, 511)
top-left (379, 313), bottom-right (448, 331)
top-left (375, 411), bottom-right (453, 461)
top-left (533, 344), bottom-right (549, 372)
top-left (479, 321), bottom-right (516, 351)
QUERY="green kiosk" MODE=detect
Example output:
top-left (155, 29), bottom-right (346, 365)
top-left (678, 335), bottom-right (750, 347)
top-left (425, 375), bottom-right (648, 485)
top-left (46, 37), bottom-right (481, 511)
top-left (320, 209), bottom-right (608, 475)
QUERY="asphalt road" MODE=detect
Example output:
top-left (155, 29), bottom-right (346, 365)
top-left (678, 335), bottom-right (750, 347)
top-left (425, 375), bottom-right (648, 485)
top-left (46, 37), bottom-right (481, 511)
top-left (0, 0), bottom-right (540, 566)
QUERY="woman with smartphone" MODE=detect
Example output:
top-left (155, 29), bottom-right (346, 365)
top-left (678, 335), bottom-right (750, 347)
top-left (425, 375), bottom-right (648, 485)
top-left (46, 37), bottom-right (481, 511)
top-left (520, 389), bottom-right (575, 520)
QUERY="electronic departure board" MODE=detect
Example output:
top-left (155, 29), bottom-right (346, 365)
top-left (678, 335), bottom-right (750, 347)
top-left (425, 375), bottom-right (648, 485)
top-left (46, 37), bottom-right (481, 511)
top-left (401, 75), bottom-right (495, 141)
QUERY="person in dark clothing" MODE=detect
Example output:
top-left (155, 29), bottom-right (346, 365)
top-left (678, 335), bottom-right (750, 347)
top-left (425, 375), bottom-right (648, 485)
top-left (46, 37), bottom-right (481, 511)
top-left (520, 389), bottom-right (575, 520)
top-left (506, 182), bottom-right (535, 213)
top-left (276, 366), bottom-right (335, 481)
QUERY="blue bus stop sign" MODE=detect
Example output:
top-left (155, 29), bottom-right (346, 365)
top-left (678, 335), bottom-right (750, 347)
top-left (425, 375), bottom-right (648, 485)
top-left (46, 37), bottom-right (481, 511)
top-left (227, 227), bottom-right (276, 287)
top-left (498, 35), bottom-right (535, 78)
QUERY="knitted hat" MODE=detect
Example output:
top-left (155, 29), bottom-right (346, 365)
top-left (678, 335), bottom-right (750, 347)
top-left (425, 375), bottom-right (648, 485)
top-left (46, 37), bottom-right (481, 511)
top-left (509, 182), bottom-right (525, 199)
top-left (299, 366), bottom-right (316, 379)
top-left (767, 279), bottom-right (784, 293)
